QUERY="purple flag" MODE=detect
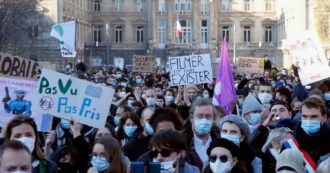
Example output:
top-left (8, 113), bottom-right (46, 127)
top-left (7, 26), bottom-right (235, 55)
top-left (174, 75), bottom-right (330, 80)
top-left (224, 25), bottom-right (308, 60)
top-left (212, 37), bottom-right (236, 114)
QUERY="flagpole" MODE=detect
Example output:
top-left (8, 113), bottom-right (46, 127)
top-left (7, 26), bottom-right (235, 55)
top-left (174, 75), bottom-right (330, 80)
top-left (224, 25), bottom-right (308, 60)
top-left (74, 19), bottom-right (77, 72)
top-left (233, 23), bottom-right (236, 64)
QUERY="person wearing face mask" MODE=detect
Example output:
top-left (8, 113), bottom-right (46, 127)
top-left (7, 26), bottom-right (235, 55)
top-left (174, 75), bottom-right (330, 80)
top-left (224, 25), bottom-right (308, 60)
top-left (318, 80), bottom-right (330, 116)
top-left (293, 97), bottom-right (330, 163)
top-left (217, 115), bottom-right (262, 173)
top-left (257, 83), bottom-right (273, 110)
top-left (148, 129), bottom-right (199, 173)
top-left (2, 116), bottom-right (57, 173)
top-left (123, 107), bottom-right (155, 161)
top-left (154, 84), bottom-right (164, 97)
top-left (242, 94), bottom-right (263, 132)
top-left (261, 127), bottom-right (293, 173)
top-left (236, 89), bottom-right (247, 116)
top-left (134, 75), bottom-right (143, 86)
top-left (275, 149), bottom-right (305, 173)
top-left (116, 112), bottom-right (143, 146)
top-left (0, 141), bottom-right (32, 173)
top-left (144, 88), bottom-right (157, 107)
top-left (185, 98), bottom-right (216, 171)
top-left (163, 89), bottom-right (177, 109)
top-left (204, 138), bottom-right (249, 173)
top-left (88, 136), bottom-right (128, 173)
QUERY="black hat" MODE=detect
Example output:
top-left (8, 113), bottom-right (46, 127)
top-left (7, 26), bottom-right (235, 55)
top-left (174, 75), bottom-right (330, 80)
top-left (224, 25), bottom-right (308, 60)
top-left (207, 138), bottom-right (240, 157)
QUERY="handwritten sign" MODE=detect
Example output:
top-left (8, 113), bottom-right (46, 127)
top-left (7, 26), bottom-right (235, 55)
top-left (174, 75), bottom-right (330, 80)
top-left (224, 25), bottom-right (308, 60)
top-left (290, 29), bottom-right (330, 85)
top-left (132, 55), bottom-right (157, 73)
top-left (168, 54), bottom-right (213, 86)
top-left (237, 57), bottom-right (264, 74)
top-left (0, 52), bottom-right (39, 80)
top-left (0, 77), bottom-right (52, 132)
top-left (32, 69), bottom-right (115, 128)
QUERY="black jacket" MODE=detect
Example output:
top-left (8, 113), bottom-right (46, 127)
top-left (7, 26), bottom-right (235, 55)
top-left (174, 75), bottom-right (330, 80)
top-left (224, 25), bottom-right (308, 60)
top-left (294, 122), bottom-right (330, 163)
top-left (123, 135), bottom-right (151, 161)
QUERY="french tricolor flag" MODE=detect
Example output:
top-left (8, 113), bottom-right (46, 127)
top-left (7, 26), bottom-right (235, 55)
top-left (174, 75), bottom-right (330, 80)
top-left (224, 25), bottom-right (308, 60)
top-left (282, 137), bottom-right (317, 173)
top-left (175, 16), bottom-right (182, 38)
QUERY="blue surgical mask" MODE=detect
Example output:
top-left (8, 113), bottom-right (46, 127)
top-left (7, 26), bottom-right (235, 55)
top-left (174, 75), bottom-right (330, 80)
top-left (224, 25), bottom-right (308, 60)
top-left (114, 115), bottom-right (121, 126)
top-left (60, 119), bottom-right (70, 130)
top-left (189, 95), bottom-right (198, 103)
top-left (238, 98), bottom-right (244, 106)
top-left (165, 96), bottom-right (174, 103)
top-left (194, 118), bottom-right (212, 135)
top-left (221, 134), bottom-right (241, 146)
top-left (301, 120), bottom-right (321, 134)
top-left (136, 78), bottom-right (142, 84)
top-left (249, 113), bottom-right (261, 125)
top-left (324, 93), bottom-right (330, 101)
top-left (203, 94), bottom-right (210, 99)
top-left (124, 126), bottom-right (137, 137)
top-left (127, 100), bottom-right (134, 108)
top-left (144, 122), bottom-right (154, 135)
top-left (146, 98), bottom-right (156, 107)
top-left (120, 82), bottom-right (127, 87)
top-left (91, 156), bottom-right (109, 172)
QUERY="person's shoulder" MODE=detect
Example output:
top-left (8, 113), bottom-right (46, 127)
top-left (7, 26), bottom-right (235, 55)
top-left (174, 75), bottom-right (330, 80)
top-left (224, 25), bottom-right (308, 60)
top-left (45, 159), bottom-right (58, 173)
top-left (184, 162), bottom-right (200, 173)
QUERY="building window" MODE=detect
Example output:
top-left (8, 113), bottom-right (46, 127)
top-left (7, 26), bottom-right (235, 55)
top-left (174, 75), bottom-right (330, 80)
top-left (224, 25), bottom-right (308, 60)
top-left (201, 20), bottom-right (208, 44)
top-left (93, 25), bottom-right (101, 44)
top-left (158, 20), bottom-right (166, 46)
top-left (115, 0), bottom-right (122, 11)
top-left (115, 26), bottom-right (123, 43)
top-left (243, 26), bottom-right (251, 42)
top-left (244, 0), bottom-right (251, 11)
top-left (175, 0), bottom-right (191, 13)
top-left (158, 0), bottom-right (166, 13)
top-left (137, 0), bottom-right (143, 11)
top-left (265, 26), bottom-right (272, 43)
top-left (28, 25), bottom-right (38, 38)
top-left (94, 0), bottom-right (100, 11)
top-left (200, 0), bottom-right (208, 14)
top-left (222, 0), bottom-right (230, 11)
top-left (136, 26), bottom-right (144, 43)
top-left (265, 0), bottom-right (272, 11)
top-left (176, 20), bottom-right (191, 44)
top-left (222, 26), bottom-right (229, 42)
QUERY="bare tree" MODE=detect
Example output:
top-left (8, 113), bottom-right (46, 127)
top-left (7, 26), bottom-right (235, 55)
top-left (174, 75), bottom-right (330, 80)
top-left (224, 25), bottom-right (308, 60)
top-left (0, 0), bottom-right (44, 52)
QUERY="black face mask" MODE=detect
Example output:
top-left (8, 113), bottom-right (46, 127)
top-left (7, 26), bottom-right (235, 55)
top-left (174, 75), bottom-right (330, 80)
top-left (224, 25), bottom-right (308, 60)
top-left (58, 162), bottom-right (77, 173)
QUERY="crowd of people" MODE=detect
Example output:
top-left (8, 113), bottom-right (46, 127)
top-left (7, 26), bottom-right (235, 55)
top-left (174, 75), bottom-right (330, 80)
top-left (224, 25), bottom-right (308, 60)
top-left (2, 62), bottom-right (330, 173)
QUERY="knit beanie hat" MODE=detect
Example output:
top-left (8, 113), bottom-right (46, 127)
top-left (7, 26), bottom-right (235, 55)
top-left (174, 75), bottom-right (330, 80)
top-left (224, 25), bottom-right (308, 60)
top-left (242, 94), bottom-right (262, 115)
top-left (217, 115), bottom-right (251, 141)
top-left (276, 149), bottom-right (305, 173)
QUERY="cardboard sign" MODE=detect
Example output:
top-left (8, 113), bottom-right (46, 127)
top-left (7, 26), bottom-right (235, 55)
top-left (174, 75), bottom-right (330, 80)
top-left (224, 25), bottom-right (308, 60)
top-left (237, 57), bottom-right (264, 74)
top-left (0, 52), bottom-right (39, 80)
top-left (132, 55), bottom-right (157, 73)
top-left (0, 77), bottom-right (52, 132)
top-left (32, 69), bottom-right (115, 128)
top-left (290, 29), bottom-right (330, 85)
top-left (168, 54), bottom-right (213, 86)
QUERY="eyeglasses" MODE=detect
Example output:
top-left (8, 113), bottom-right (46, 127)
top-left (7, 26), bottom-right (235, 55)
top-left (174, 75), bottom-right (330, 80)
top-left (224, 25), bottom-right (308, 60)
top-left (149, 149), bottom-right (177, 158)
top-left (209, 155), bottom-right (230, 163)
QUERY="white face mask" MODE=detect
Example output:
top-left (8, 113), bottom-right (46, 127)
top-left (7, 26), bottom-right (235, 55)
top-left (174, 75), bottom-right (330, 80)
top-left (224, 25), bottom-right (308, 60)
top-left (118, 92), bottom-right (126, 98)
top-left (11, 171), bottom-right (30, 173)
top-left (258, 93), bottom-right (273, 104)
top-left (210, 159), bottom-right (233, 173)
top-left (161, 160), bottom-right (175, 173)
top-left (146, 98), bottom-right (156, 107)
top-left (16, 137), bottom-right (35, 153)
top-left (277, 170), bottom-right (296, 173)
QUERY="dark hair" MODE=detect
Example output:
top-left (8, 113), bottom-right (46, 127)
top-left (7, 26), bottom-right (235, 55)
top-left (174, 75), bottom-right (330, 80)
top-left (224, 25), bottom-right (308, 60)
top-left (90, 123), bottom-right (116, 147)
top-left (319, 80), bottom-right (330, 94)
top-left (0, 140), bottom-right (31, 166)
top-left (149, 108), bottom-right (183, 132)
top-left (164, 89), bottom-right (175, 95)
top-left (189, 98), bottom-right (215, 116)
top-left (149, 129), bottom-right (186, 151)
top-left (276, 88), bottom-right (292, 104)
top-left (302, 97), bottom-right (327, 116)
top-left (270, 99), bottom-right (291, 112)
top-left (117, 112), bottom-right (143, 140)
top-left (154, 84), bottom-right (164, 90)
top-left (5, 116), bottom-right (45, 160)
top-left (116, 105), bottom-right (132, 114)
top-left (94, 136), bottom-right (127, 173)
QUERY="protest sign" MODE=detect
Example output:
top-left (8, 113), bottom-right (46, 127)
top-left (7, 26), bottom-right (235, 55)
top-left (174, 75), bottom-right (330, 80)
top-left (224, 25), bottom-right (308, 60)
top-left (32, 69), bottom-right (115, 128)
top-left (290, 29), bottom-right (330, 85)
top-left (132, 55), bottom-right (157, 73)
top-left (168, 54), bottom-right (213, 86)
top-left (237, 57), bottom-right (264, 74)
top-left (0, 52), bottom-right (39, 80)
top-left (0, 77), bottom-right (52, 132)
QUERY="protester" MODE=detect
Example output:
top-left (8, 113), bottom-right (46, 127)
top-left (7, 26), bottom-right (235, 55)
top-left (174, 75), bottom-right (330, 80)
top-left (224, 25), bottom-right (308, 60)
top-left (203, 138), bottom-right (249, 173)
top-left (4, 116), bottom-right (57, 173)
top-left (275, 149), bottom-right (305, 173)
top-left (148, 129), bottom-right (199, 173)
top-left (317, 157), bottom-right (330, 173)
top-left (241, 94), bottom-right (263, 132)
top-left (116, 112), bottom-right (143, 146)
top-left (0, 141), bottom-right (32, 173)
